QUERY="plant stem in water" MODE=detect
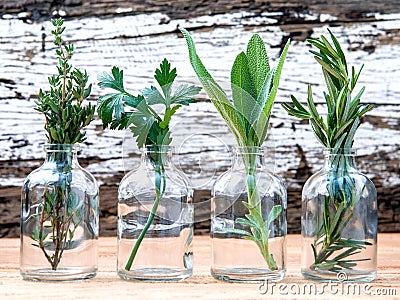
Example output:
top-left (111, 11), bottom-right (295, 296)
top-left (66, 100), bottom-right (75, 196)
top-left (125, 165), bottom-right (166, 271)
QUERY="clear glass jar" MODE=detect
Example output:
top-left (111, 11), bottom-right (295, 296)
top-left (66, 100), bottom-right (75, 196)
top-left (301, 149), bottom-right (377, 282)
top-left (20, 144), bottom-right (99, 281)
top-left (117, 146), bottom-right (193, 281)
top-left (211, 146), bottom-right (287, 282)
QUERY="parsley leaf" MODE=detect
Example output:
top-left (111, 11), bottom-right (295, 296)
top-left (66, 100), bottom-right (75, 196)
top-left (171, 84), bottom-right (202, 106)
top-left (98, 66), bottom-right (125, 93)
top-left (97, 58), bottom-right (201, 150)
top-left (142, 86), bottom-right (166, 105)
top-left (155, 58), bottom-right (177, 88)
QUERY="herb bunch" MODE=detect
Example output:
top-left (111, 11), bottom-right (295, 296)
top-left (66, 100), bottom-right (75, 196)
top-left (180, 27), bottom-right (289, 270)
top-left (35, 18), bottom-right (95, 144)
top-left (282, 29), bottom-right (374, 272)
top-left (97, 58), bottom-right (201, 270)
top-left (31, 18), bottom-right (95, 270)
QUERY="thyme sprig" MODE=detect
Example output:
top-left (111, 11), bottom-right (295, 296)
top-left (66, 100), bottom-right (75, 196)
top-left (282, 29), bottom-right (374, 272)
top-left (31, 18), bottom-right (95, 270)
top-left (35, 18), bottom-right (95, 144)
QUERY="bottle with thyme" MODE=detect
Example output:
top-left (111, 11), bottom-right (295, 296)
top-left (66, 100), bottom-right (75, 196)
top-left (283, 29), bottom-right (377, 282)
top-left (20, 18), bottom-right (98, 281)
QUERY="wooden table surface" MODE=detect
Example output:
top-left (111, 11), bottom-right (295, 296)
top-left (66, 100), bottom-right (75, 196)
top-left (0, 234), bottom-right (399, 299)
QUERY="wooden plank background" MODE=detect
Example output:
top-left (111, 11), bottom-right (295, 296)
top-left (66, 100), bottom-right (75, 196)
top-left (0, 0), bottom-right (399, 237)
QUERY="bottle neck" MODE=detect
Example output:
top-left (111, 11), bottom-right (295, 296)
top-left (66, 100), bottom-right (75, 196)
top-left (44, 144), bottom-right (79, 169)
top-left (323, 149), bottom-right (357, 172)
top-left (141, 145), bottom-right (173, 171)
top-left (232, 146), bottom-right (265, 172)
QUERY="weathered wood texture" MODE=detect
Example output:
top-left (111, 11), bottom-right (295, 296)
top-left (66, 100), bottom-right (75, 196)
top-left (0, 1), bottom-right (399, 237)
top-left (0, 235), bottom-right (399, 299)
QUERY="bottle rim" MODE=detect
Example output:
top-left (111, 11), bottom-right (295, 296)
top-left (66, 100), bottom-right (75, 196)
top-left (323, 148), bottom-right (357, 156)
top-left (44, 143), bottom-right (80, 152)
top-left (232, 146), bottom-right (268, 155)
top-left (141, 145), bottom-right (174, 154)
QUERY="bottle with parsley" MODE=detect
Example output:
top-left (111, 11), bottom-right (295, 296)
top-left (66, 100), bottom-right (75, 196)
top-left (97, 59), bottom-right (200, 281)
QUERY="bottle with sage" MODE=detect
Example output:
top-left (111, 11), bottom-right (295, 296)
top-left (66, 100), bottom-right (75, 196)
top-left (20, 18), bottom-right (99, 281)
top-left (181, 28), bottom-right (289, 282)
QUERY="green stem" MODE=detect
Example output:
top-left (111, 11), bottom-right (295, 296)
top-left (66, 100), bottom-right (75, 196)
top-left (310, 154), bottom-right (369, 271)
top-left (312, 208), bottom-right (354, 266)
top-left (125, 164), bottom-right (165, 271)
top-left (37, 151), bottom-right (74, 270)
top-left (244, 153), bottom-right (277, 270)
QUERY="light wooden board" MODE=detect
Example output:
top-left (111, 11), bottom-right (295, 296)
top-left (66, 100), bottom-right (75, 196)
top-left (0, 235), bottom-right (399, 299)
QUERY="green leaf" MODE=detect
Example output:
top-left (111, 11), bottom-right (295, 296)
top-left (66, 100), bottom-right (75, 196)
top-left (154, 58), bottom-right (177, 87)
top-left (246, 34), bottom-right (269, 96)
top-left (235, 217), bottom-right (254, 227)
top-left (180, 28), bottom-right (249, 146)
top-left (327, 28), bottom-right (347, 71)
top-left (98, 66), bottom-right (125, 93)
top-left (142, 86), bottom-right (166, 105)
top-left (258, 39), bottom-right (290, 143)
top-left (129, 113), bottom-right (156, 149)
top-left (314, 57), bottom-right (345, 81)
top-left (267, 205), bottom-right (282, 225)
top-left (159, 105), bottom-right (180, 129)
top-left (351, 87), bottom-right (365, 106)
top-left (97, 93), bottom-right (125, 127)
top-left (83, 83), bottom-right (92, 99)
top-left (221, 228), bottom-right (251, 236)
top-left (154, 58), bottom-right (177, 99)
top-left (343, 117), bottom-right (360, 149)
top-left (170, 84), bottom-right (201, 105)
top-left (281, 102), bottom-right (311, 119)
top-left (207, 81), bottom-right (247, 146)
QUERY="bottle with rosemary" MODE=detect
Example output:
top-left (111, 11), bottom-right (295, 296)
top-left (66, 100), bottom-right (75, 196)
top-left (282, 29), bottom-right (377, 282)
top-left (20, 18), bottom-right (98, 281)
top-left (181, 28), bottom-right (289, 282)
top-left (97, 59), bottom-right (201, 281)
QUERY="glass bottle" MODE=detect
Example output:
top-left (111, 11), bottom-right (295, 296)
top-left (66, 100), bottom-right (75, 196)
top-left (301, 149), bottom-right (377, 282)
top-left (117, 146), bottom-right (193, 281)
top-left (20, 144), bottom-right (99, 281)
top-left (211, 146), bottom-right (287, 282)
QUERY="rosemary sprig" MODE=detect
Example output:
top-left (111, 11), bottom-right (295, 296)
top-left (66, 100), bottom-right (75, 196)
top-left (97, 58), bottom-right (201, 271)
top-left (282, 29), bottom-right (374, 272)
top-left (31, 18), bottom-right (94, 270)
top-left (180, 27), bottom-right (289, 270)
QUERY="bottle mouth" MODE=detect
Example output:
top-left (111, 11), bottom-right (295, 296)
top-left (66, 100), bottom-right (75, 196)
top-left (323, 148), bottom-right (357, 156)
top-left (44, 144), bottom-right (80, 152)
top-left (142, 145), bottom-right (173, 154)
top-left (233, 146), bottom-right (265, 156)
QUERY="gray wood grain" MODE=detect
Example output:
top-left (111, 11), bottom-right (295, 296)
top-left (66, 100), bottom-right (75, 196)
top-left (0, 1), bottom-right (399, 237)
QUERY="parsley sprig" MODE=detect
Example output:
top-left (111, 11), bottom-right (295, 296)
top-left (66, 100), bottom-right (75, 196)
top-left (97, 59), bottom-right (201, 149)
top-left (97, 59), bottom-right (201, 271)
